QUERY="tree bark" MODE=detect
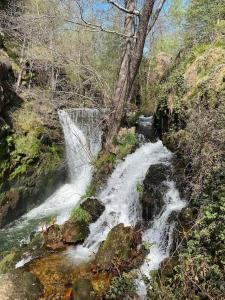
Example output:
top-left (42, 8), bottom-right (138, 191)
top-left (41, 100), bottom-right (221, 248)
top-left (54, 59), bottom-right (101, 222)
top-left (105, 0), bottom-right (155, 150)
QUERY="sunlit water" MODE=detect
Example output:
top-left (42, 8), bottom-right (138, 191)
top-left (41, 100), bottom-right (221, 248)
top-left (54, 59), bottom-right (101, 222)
top-left (0, 109), bottom-right (103, 252)
top-left (0, 113), bottom-right (186, 300)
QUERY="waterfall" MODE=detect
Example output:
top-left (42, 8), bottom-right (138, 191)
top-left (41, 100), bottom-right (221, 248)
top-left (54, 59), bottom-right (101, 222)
top-left (0, 109), bottom-right (103, 251)
top-left (66, 116), bottom-right (186, 300)
top-left (0, 111), bottom-right (186, 299)
top-left (66, 141), bottom-right (177, 263)
top-left (26, 109), bottom-right (103, 224)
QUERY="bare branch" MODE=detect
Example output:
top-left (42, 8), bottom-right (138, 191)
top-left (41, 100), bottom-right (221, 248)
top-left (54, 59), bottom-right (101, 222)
top-left (65, 18), bottom-right (131, 37)
top-left (107, 0), bottom-right (140, 16)
top-left (147, 0), bottom-right (166, 34)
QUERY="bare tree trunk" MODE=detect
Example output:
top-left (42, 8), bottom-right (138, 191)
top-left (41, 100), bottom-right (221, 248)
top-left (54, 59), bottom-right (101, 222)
top-left (105, 0), bottom-right (135, 149)
top-left (16, 37), bottom-right (26, 91)
top-left (105, 0), bottom-right (155, 150)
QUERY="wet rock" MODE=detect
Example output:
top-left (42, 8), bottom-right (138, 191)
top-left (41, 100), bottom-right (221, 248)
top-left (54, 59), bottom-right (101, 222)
top-left (95, 224), bottom-right (144, 271)
top-left (142, 164), bottom-right (171, 221)
top-left (179, 207), bottom-right (194, 227)
top-left (73, 279), bottom-right (94, 300)
top-left (43, 224), bottom-right (65, 250)
top-left (80, 197), bottom-right (105, 222)
top-left (62, 220), bottom-right (89, 244)
top-left (0, 270), bottom-right (43, 300)
top-left (0, 163), bottom-right (67, 229)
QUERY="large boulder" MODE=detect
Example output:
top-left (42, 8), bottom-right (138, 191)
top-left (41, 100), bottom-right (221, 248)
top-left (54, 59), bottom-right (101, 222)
top-left (42, 198), bottom-right (105, 249)
top-left (43, 224), bottom-right (65, 250)
top-left (95, 224), bottom-right (144, 271)
top-left (142, 164), bottom-right (171, 221)
top-left (62, 220), bottom-right (89, 244)
top-left (0, 270), bottom-right (43, 300)
top-left (80, 197), bottom-right (105, 222)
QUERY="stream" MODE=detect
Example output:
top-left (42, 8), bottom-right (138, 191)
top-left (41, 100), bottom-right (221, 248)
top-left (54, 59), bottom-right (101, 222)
top-left (0, 109), bottom-right (186, 298)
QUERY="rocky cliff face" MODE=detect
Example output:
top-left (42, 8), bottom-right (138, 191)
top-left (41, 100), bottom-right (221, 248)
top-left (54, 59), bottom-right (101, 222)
top-left (0, 44), bottom-right (66, 228)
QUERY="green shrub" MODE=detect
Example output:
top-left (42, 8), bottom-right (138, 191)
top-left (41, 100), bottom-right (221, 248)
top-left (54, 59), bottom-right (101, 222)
top-left (106, 272), bottom-right (137, 299)
top-left (13, 133), bottom-right (41, 158)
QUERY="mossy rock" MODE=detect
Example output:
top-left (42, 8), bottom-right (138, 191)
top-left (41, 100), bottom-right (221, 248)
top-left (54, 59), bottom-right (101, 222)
top-left (0, 270), bottom-right (43, 300)
top-left (62, 220), bottom-right (89, 244)
top-left (43, 224), bottom-right (65, 250)
top-left (95, 224), bottom-right (144, 271)
top-left (80, 197), bottom-right (105, 222)
top-left (0, 251), bottom-right (16, 274)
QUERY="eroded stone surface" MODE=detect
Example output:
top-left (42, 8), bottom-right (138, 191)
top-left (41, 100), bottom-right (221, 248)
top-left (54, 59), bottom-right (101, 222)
top-left (0, 270), bottom-right (43, 300)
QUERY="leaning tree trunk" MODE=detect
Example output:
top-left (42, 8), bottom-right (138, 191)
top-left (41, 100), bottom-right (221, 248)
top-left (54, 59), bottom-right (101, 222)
top-left (105, 0), bottom-right (155, 150)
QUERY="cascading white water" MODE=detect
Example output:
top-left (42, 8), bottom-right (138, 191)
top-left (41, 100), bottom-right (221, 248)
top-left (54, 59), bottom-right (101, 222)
top-left (136, 180), bottom-right (186, 299)
top-left (0, 109), bottom-right (103, 251)
top-left (26, 109), bottom-right (103, 224)
top-left (66, 116), bottom-right (186, 300)
top-left (0, 110), bottom-right (186, 298)
top-left (67, 141), bottom-right (175, 263)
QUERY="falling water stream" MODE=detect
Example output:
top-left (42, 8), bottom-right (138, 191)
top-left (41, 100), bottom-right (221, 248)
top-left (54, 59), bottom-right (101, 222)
top-left (0, 109), bottom-right (103, 252)
top-left (0, 109), bottom-right (186, 298)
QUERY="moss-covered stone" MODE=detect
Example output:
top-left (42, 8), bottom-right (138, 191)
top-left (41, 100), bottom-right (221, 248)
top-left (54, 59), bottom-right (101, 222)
top-left (0, 251), bottom-right (16, 274)
top-left (80, 197), bottom-right (105, 223)
top-left (95, 224), bottom-right (144, 271)
top-left (62, 220), bottom-right (89, 245)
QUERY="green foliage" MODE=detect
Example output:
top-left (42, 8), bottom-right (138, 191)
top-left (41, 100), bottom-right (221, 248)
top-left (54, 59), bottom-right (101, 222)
top-left (0, 252), bottom-right (15, 274)
top-left (121, 132), bottom-right (137, 146)
top-left (93, 152), bottom-right (116, 169)
top-left (9, 164), bottom-right (28, 180)
top-left (70, 206), bottom-right (91, 224)
top-left (114, 131), bottom-right (137, 160)
top-left (185, 0), bottom-right (225, 44)
top-left (106, 272), bottom-right (137, 299)
top-left (13, 133), bottom-right (41, 158)
top-left (136, 183), bottom-right (144, 196)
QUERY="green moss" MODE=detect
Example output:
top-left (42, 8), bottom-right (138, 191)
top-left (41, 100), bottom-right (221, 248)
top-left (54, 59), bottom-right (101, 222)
top-left (93, 152), bottom-right (116, 170)
top-left (70, 206), bottom-right (92, 224)
top-left (136, 183), bottom-right (144, 196)
top-left (151, 39), bottom-right (225, 299)
top-left (0, 252), bottom-right (16, 274)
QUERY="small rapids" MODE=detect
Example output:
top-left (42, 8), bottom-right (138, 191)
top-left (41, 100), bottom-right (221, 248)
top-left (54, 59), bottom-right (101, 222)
top-left (137, 180), bottom-right (186, 298)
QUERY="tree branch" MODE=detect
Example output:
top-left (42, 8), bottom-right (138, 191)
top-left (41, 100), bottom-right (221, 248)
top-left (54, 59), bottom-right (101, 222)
top-left (147, 0), bottom-right (166, 34)
top-left (107, 0), bottom-right (140, 16)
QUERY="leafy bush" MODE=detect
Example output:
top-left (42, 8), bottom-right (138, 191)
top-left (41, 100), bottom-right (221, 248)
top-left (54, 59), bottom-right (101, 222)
top-left (13, 133), bottom-right (41, 159)
top-left (106, 272), bottom-right (137, 299)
